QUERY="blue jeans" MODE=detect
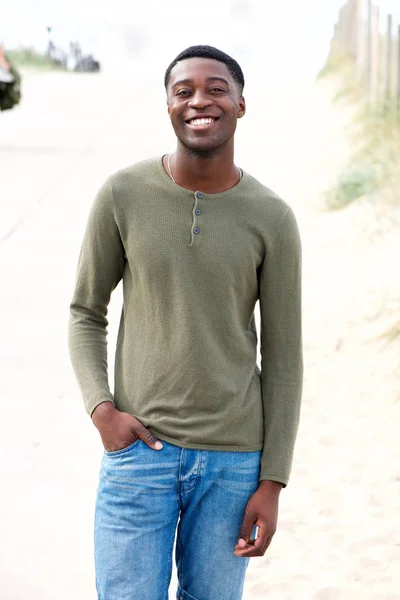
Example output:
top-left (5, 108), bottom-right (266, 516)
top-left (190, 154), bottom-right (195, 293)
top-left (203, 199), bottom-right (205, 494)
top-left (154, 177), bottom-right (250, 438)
top-left (94, 439), bottom-right (262, 600)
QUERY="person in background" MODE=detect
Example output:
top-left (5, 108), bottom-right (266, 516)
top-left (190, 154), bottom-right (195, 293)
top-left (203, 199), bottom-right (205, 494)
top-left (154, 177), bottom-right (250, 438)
top-left (68, 44), bottom-right (303, 600)
top-left (0, 44), bottom-right (21, 111)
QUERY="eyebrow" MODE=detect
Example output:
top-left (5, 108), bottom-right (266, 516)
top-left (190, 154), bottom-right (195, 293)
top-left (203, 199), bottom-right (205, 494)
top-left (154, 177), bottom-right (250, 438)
top-left (171, 76), bottom-right (230, 88)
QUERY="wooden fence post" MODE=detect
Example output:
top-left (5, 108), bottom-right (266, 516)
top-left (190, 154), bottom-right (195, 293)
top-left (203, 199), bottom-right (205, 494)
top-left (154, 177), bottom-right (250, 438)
top-left (370, 3), bottom-right (380, 104)
top-left (348, 0), bottom-right (358, 60)
top-left (366, 0), bottom-right (372, 96)
top-left (343, 2), bottom-right (351, 55)
top-left (355, 0), bottom-right (365, 69)
top-left (397, 24), bottom-right (400, 106)
top-left (385, 14), bottom-right (393, 99)
top-left (346, 1), bottom-right (355, 56)
top-left (337, 5), bottom-right (344, 51)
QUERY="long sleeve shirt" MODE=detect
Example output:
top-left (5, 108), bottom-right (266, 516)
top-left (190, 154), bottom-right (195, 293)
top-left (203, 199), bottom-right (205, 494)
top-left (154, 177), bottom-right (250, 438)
top-left (68, 156), bottom-right (303, 485)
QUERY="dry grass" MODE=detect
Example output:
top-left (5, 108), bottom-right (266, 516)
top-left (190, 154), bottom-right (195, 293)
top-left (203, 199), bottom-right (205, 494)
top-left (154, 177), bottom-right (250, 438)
top-left (319, 51), bottom-right (400, 210)
top-left (319, 50), bottom-right (400, 344)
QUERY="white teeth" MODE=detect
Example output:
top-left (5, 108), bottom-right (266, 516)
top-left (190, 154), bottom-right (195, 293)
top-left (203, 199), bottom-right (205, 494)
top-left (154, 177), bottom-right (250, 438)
top-left (190, 118), bottom-right (215, 126)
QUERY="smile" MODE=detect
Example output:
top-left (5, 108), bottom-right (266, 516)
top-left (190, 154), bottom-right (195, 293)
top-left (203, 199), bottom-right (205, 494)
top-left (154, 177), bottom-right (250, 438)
top-left (186, 117), bottom-right (219, 127)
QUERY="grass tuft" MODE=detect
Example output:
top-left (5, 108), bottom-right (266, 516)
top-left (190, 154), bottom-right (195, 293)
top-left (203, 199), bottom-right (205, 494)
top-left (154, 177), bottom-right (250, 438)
top-left (327, 163), bottom-right (377, 209)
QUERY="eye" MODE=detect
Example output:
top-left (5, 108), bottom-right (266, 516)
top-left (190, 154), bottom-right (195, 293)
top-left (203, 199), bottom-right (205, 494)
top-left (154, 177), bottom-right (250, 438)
top-left (210, 87), bottom-right (225, 93)
top-left (176, 89), bottom-right (191, 97)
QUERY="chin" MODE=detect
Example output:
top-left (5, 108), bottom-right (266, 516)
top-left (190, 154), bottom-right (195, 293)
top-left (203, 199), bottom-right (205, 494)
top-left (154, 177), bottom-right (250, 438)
top-left (180, 136), bottom-right (228, 156)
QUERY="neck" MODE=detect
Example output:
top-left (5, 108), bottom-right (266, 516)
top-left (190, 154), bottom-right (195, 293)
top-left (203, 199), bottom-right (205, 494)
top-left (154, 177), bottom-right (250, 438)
top-left (168, 142), bottom-right (240, 193)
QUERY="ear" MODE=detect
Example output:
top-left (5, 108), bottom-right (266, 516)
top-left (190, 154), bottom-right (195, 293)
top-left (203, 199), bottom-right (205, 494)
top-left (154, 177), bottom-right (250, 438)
top-left (237, 96), bottom-right (246, 119)
top-left (166, 97), bottom-right (171, 117)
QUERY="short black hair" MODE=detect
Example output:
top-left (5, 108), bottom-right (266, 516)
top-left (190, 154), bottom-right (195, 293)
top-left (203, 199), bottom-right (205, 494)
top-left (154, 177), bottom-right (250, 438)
top-left (164, 45), bottom-right (244, 93)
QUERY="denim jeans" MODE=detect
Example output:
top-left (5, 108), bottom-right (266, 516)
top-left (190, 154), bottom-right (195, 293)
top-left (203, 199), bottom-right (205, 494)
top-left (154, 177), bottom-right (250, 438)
top-left (94, 438), bottom-right (262, 600)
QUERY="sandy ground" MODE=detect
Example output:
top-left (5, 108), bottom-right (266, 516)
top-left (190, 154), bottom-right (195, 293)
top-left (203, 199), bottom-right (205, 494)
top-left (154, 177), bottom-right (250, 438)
top-left (0, 68), bottom-right (399, 600)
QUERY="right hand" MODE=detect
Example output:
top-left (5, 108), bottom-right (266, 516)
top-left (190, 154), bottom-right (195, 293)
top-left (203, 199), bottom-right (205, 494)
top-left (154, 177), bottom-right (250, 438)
top-left (91, 401), bottom-right (163, 452)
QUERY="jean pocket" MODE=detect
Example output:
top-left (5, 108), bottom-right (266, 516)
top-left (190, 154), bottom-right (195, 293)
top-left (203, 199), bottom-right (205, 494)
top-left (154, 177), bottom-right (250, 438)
top-left (104, 438), bottom-right (141, 457)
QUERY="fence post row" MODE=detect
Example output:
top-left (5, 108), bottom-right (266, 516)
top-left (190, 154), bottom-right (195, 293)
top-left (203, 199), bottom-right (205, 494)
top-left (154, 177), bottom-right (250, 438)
top-left (332, 0), bottom-right (400, 107)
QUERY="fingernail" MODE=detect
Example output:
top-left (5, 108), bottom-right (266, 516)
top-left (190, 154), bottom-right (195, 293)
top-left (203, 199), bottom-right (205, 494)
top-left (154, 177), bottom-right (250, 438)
top-left (155, 441), bottom-right (163, 450)
top-left (238, 538), bottom-right (246, 547)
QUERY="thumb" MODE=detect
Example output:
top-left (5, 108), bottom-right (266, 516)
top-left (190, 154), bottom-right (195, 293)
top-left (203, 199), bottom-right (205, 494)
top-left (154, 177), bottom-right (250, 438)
top-left (135, 424), bottom-right (163, 451)
top-left (238, 509), bottom-right (256, 546)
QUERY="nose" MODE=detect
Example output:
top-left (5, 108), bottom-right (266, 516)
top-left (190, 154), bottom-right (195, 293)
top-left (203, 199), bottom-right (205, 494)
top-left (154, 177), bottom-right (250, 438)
top-left (188, 89), bottom-right (212, 109)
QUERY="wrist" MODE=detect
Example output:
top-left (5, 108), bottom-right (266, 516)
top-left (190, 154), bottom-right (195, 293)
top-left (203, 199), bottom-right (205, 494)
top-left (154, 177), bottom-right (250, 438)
top-left (92, 401), bottom-right (116, 427)
top-left (258, 480), bottom-right (284, 495)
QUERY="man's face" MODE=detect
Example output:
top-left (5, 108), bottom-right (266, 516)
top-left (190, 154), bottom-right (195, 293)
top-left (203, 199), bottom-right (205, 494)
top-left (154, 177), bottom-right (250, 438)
top-left (166, 57), bottom-right (246, 155)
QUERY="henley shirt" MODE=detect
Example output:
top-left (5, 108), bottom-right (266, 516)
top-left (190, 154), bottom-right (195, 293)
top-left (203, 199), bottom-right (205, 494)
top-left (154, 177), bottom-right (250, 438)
top-left (68, 156), bottom-right (303, 485)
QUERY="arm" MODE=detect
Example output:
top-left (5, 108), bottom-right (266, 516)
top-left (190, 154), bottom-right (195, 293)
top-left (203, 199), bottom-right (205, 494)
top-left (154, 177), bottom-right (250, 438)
top-left (68, 178), bottom-right (125, 416)
top-left (68, 178), bottom-right (164, 452)
top-left (235, 206), bottom-right (302, 557)
top-left (258, 205), bottom-right (303, 486)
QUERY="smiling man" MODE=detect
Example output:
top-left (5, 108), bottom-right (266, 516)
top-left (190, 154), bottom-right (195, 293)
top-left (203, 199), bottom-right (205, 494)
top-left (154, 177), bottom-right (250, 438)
top-left (68, 45), bottom-right (303, 600)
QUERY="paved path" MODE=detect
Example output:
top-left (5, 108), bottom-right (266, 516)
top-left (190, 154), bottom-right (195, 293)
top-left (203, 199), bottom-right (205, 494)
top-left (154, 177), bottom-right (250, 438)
top-left (0, 70), bottom-right (399, 600)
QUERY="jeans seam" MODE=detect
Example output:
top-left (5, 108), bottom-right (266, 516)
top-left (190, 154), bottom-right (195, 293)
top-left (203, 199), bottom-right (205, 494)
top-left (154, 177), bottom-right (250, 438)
top-left (184, 449), bottom-right (203, 493)
top-left (162, 519), bottom-right (176, 600)
top-left (179, 450), bottom-right (204, 494)
top-left (177, 448), bottom-right (184, 587)
top-left (177, 447), bottom-right (184, 494)
top-left (177, 586), bottom-right (201, 600)
top-left (177, 524), bottom-right (184, 588)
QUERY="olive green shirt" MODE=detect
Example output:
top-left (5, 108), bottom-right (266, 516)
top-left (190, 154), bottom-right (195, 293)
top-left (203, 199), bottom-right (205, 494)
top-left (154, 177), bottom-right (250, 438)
top-left (68, 156), bottom-right (303, 485)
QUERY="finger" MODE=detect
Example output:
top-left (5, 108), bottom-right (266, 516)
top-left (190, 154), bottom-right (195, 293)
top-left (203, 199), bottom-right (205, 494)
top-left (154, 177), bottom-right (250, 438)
top-left (235, 527), bottom-right (270, 555)
top-left (134, 425), bottom-right (163, 450)
top-left (234, 537), bottom-right (264, 557)
top-left (234, 532), bottom-right (272, 558)
top-left (237, 510), bottom-right (257, 546)
top-left (234, 524), bottom-right (258, 550)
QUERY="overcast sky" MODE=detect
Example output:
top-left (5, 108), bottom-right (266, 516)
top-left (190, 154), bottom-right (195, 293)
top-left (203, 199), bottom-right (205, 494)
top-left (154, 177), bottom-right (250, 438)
top-left (2, 0), bottom-right (400, 82)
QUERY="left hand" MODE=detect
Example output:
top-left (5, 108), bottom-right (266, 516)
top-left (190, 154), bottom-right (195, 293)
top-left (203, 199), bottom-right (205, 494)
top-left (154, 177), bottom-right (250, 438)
top-left (234, 480), bottom-right (283, 557)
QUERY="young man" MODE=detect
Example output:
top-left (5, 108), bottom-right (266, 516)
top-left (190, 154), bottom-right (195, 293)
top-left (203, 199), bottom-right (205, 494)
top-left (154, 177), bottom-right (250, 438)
top-left (68, 45), bottom-right (303, 600)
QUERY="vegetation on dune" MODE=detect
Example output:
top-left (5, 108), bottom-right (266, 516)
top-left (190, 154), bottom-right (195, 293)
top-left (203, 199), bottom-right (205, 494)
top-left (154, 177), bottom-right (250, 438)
top-left (318, 51), bottom-right (400, 211)
top-left (319, 50), bottom-right (400, 345)
top-left (6, 47), bottom-right (66, 71)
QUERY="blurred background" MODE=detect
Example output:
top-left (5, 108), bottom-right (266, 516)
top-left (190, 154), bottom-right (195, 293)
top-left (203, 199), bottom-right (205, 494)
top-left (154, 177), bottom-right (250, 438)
top-left (0, 1), bottom-right (399, 599)
top-left (1, 0), bottom-right (354, 78)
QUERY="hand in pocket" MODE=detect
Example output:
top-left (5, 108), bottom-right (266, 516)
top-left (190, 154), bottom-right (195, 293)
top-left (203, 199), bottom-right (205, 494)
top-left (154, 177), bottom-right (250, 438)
top-left (92, 401), bottom-right (164, 452)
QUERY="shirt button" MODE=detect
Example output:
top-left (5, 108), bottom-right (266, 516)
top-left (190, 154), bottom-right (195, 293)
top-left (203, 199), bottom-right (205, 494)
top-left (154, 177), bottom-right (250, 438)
top-left (196, 192), bottom-right (204, 199)
top-left (195, 209), bottom-right (201, 215)
top-left (193, 227), bottom-right (200, 234)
